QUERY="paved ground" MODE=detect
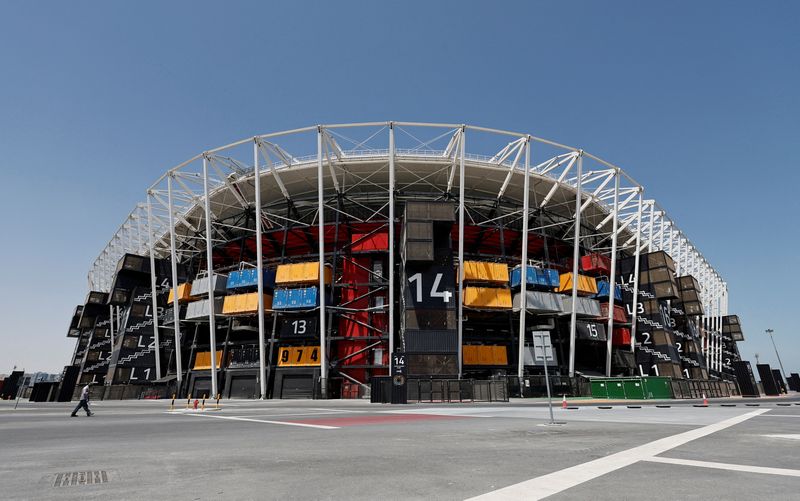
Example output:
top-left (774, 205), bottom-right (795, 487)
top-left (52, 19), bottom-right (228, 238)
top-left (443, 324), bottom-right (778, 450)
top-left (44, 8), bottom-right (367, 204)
top-left (1, 395), bottom-right (799, 500)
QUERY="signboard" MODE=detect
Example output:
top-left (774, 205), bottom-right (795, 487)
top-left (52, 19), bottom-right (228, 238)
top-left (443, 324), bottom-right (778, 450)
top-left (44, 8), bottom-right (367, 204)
top-left (277, 346), bottom-right (321, 367)
top-left (575, 321), bottom-right (607, 342)
top-left (278, 316), bottom-right (319, 339)
top-left (391, 352), bottom-right (407, 386)
top-left (524, 331), bottom-right (557, 366)
top-left (403, 265), bottom-right (456, 310)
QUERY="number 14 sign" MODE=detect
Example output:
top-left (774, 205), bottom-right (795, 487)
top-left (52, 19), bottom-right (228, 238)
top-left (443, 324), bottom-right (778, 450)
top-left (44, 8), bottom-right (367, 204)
top-left (404, 265), bottom-right (456, 309)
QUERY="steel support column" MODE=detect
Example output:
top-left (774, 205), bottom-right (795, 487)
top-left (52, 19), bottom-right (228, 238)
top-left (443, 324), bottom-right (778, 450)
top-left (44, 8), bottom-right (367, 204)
top-left (146, 195), bottom-right (162, 379)
top-left (457, 126), bottom-right (466, 379)
top-left (167, 175), bottom-right (184, 385)
top-left (109, 304), bottom-right (115, 356)
top-left (647, 202), bottom-right (655, 252)
top-left (629, 190), bottom-right (644, 364)
top-left (388, 124), bottom-right (396, 361)
top-left (202, 156), bottom-right (219, 399)
top-left (567, 152), bottom-right (583, 377)
top-left (317, 127), bottom-right (328, 398)
top-left (605, 169), bottom-right (620, 376)
top-left (517, 137), bottom-right (531, 379)
top-left (254, 140), bottom-right (267, 399)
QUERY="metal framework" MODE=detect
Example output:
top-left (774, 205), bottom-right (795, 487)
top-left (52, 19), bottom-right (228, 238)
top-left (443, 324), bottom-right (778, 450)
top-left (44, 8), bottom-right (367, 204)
top-left (85, 122), bottom-right (730, 382)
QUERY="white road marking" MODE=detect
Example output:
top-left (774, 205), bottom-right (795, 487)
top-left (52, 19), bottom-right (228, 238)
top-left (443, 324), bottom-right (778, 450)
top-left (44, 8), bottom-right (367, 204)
top-left (466, 409), bottom-right (768, 501)
top-left (756, 414), bottom-right (800, 418)
top-left (306, 407), bottom-right (369, 413)
top-left (761, 434), bottom-right (800, 440)
top-left (644, 456), bottom-right (800, 477)
top-left (236, 411), bottom-right (363, 418)
top-left (175, 411), bottom-right (339, 429)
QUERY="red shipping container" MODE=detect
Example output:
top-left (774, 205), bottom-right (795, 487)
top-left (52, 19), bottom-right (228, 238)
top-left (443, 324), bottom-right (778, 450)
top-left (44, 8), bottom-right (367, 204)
top-left (599, 303), bottom-right (628, 323)
top-left (580, 253), bottom-right (611, 276)
top-left (351, 232), bottom-right (389, 252)
top-left (612, 327), bottom-right (631, 346)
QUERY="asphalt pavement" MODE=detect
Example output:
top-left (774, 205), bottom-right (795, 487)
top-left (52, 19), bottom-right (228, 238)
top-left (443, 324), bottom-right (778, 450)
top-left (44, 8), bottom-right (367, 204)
top-left (1, 394), bottom-right (798, 500)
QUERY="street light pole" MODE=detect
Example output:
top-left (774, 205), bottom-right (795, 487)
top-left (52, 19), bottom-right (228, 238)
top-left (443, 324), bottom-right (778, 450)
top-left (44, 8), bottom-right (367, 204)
top-left (766, 329), bottom-right (786, 379)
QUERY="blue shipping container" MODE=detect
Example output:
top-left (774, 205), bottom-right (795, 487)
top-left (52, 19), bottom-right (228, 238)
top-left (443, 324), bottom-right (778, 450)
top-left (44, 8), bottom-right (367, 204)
top-left (594, 280), bottom-right (622, 301)
top-left (272, 286), bottom-right (319, 310)
top-left (510, 266), bottom-right (560, 289)
top-left (227, 268), bottom-right (277, 291)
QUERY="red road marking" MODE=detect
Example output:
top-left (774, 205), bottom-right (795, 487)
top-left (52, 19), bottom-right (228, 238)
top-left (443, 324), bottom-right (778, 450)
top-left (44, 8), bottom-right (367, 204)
top-left (284, 413), bottom-right (468, 427)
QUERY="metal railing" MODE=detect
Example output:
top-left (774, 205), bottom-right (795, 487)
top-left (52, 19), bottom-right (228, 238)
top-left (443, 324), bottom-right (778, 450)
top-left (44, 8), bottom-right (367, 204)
top-left (370, 378), bottom-right (509, 403)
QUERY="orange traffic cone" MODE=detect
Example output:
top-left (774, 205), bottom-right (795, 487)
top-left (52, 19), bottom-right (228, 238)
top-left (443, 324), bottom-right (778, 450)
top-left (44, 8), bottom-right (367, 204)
top-left (562, 395), bottom-right (568, 409)
top-left (702, 393), bottom-right (708, 406)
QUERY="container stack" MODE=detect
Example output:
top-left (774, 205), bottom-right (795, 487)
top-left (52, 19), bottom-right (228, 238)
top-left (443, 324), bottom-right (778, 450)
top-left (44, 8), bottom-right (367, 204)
top-left (73, 291), bottom-right (111, 385)
top-left (400, 201), bottom-right (458, 377)
top-left (510, 264), bottom-right (563, 314)
top-left (185, 272), bottom-right (227, 321)
top-left (555, 270), bottom-right (604, 345)
top-left (618, 251), bottom-right (683, 378)
top-left (271, 261), bottom-right (330, 369)
top-left (165, 282), bottom-right (193, 325)
top-left (671, 275), bottom-right (708, 379)
top-left (222, 265), bottom-right (275, 316)
top-left (272, 262), bottom-right (331, 310)
top-left (721, 315), bottom-right (745, 379)
top-left (462, 261), bottom-right (512, 310)
top-left (97, 254), bottom-right (177, 386)
top-left (461, 261), bottom-right (512, 370)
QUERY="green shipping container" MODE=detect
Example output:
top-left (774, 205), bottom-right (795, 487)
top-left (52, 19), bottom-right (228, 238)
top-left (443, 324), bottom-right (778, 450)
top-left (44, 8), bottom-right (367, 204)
top-left (591, 380), bottom-right (609, 399)
top-left (607, 379), bottom-right (626, 399)
top-left (623, 379), bottom-right (646, 399)
top-left (642, 376), bottom-right (673, 399)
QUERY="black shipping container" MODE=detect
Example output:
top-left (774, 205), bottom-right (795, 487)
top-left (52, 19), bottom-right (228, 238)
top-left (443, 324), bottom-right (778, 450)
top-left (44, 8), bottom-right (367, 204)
top-left (403, 329), bottom-right (458, 352)
top-left (772, 369), bottom-right (787, 393)
top-left (756, 364), bottom-right (780, 396)
top-left (732, 361), bottom-right (760, 397)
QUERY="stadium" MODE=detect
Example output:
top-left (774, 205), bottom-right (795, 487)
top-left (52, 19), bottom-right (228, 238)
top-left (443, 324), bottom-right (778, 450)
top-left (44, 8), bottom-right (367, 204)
top-left (52, 121), bottom-right (777, 403)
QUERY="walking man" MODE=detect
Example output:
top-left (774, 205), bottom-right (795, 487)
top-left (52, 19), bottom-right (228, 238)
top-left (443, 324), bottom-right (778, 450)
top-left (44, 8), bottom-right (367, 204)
top-left (71, 383), bottom-right (94, 417)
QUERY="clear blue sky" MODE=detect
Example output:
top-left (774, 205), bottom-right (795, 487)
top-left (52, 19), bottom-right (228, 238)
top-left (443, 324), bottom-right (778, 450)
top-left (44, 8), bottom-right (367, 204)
top-left (1, 1), bottom-right (797, 375)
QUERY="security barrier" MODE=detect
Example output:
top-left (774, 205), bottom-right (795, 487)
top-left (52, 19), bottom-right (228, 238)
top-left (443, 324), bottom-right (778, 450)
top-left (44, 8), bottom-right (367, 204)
top-left (370, 378), bottom-right (509, 403)
top-left (670, 378), bottom-right (735, 399)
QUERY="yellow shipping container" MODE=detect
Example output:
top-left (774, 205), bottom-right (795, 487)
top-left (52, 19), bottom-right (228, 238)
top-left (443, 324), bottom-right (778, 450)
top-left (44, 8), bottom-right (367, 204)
top-left (463, 345), bottom-right (508, 366)
top-left (477, 345), bottom-right (495, 365)
top-left (462, 345), bottom-right (479, 365)
top-left (463, 286), bottom-right (512, 309)
top-left (556, 273), bottom-right (598, 295)
top-left (167, 283), bottom-right (194, 304)
top-left (193, 351), bottom-right (223, 370)
top-left (222, 293), bottom-right (273, 315)
top-left (275, 262), bottom-right (333, 285)
top-left (462, 261), bottom-right (510, 284)
top-left (491, 345), bottom-right (508, 365)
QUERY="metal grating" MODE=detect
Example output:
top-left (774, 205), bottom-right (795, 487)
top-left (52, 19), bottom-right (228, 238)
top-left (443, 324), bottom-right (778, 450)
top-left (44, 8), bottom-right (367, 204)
top-left (53, 471), bottom-right (108, 487)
